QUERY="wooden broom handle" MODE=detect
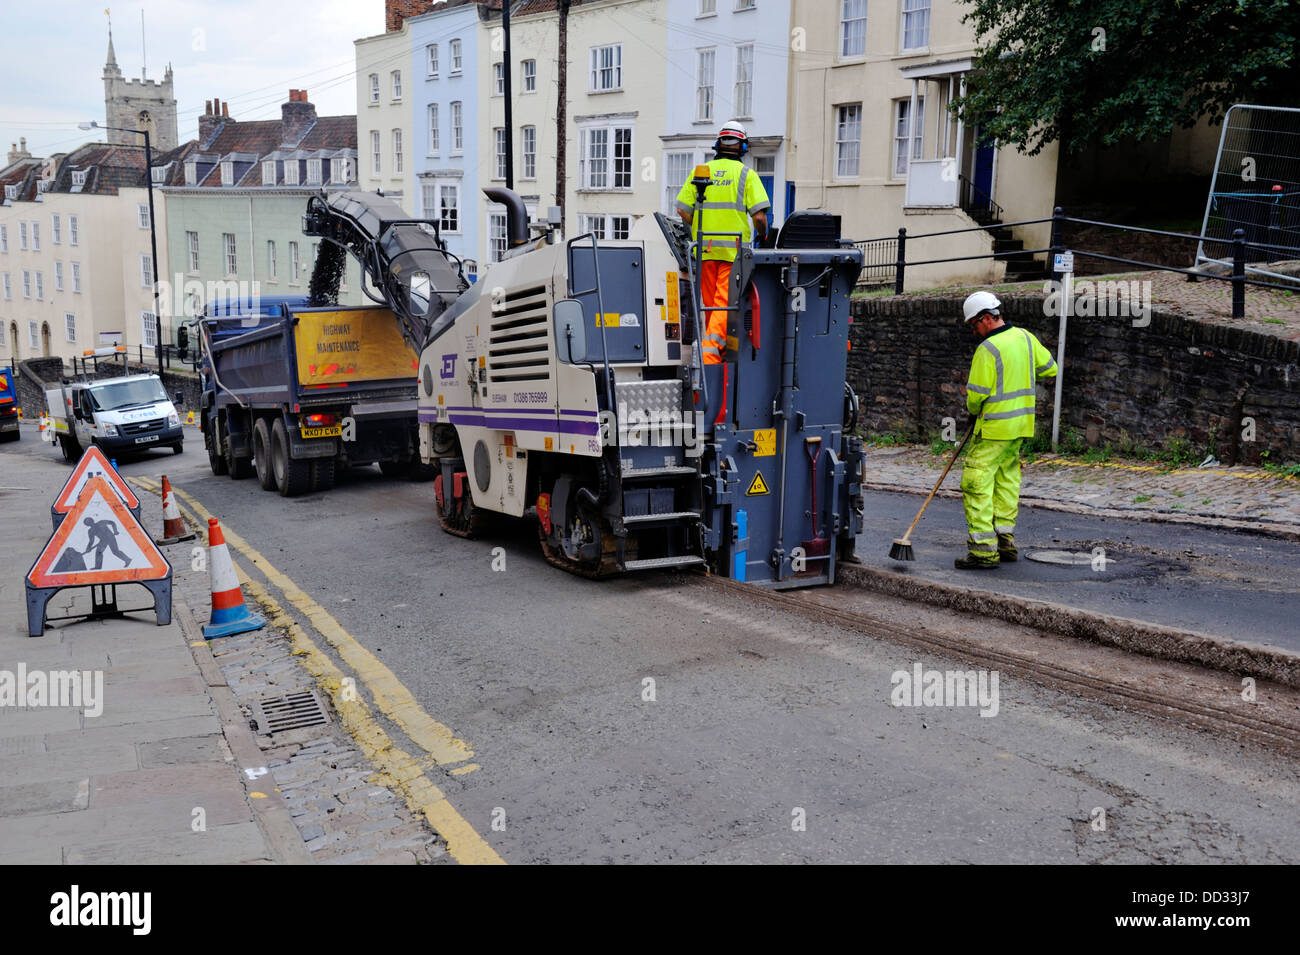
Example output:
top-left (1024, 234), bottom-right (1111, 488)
top-left (899, 422), bottom-right (975, 541)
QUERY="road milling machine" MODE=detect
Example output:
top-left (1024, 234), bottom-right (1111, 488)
top-left (417, 186), bottom-right (865, 588)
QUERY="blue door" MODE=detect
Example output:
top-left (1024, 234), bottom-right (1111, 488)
top-left (760, 175), bottom-right (775, 225)
top-left (972, 126), bottom-right (995, 207)
top-left (784, 181), bottom-right (796, 219)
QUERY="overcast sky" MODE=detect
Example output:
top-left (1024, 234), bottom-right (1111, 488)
top-left (0, 0), bottom-right (385, 159)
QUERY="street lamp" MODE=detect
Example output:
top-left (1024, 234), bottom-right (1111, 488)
top-left (79, 119), bottom-right (163, 376)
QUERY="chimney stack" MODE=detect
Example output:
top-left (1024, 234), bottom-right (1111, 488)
top-left (281, 89), bottom-right (317, 147)
top-left (7, 138), bottom-right (31, 165)
top-left (199, 97), bottom-right (229, 148)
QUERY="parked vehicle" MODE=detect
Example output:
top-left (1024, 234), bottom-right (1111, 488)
top-left (0, 365), bottom-right (19, 441)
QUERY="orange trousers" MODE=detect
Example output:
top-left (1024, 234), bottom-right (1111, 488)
top-left (700, 260), bottom-right (731, 365)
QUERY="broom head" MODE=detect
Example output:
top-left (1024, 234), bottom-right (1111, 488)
top-left (889, 538), bottom-right (915, 561)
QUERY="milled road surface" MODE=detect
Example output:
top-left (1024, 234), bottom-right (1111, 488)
top-left (7, 423), bottom-right (1300, 863)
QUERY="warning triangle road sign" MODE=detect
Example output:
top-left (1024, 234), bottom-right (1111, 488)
top-left (29, 476), bottom-right (171, 589)
top-left (52, 445), bottom-right (140, 515)
top-left (746, 471), bottom-right (770, 496)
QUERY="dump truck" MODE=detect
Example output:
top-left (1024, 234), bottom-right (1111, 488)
top-left (199, 192), bottom-right (466, 495)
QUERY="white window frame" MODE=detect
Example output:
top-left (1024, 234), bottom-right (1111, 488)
top-left (893, 97), bottom-right (925, 178)
top-left (450, 102), bottom-right (463, 155)
top-left (34, 271), bottom-right (43, 300)
top-left (393, 130), bottom-right (403, 174)
top-left (187, 231), bottom-right (200, 272)
top-left (221, 161), bottom-right (234, 186)
top-left (427, 104), bottom-right (439, 155)
top-left (0, 224), bottom-right (6, 252)
top-left (289, 241), bottom-right (300, 282)
top-left (735, 0), bottom-right (756, 9)
top-left (50, 215), bottom-right (60, 245)
top-left (71, 262), bottom-right (81, 293)
top-left (141, 253), bottom-right (153, 288)
top-left (840, 0), bottom-right (868, 58)
top-left (493, 62), bottom-right (504, 96)
top-left (308, 158), bottom-right (322, 185)
top-left (184, 161), bottom-right (197, 185)
top-left (391, 70), bottom-right (403, 101)
top-left (28, 321), bottom-right (38, 350)
top-left (1, 272), bottom-right (9, 300)
top-left (589, 44), bottom-right (623, 92)
top-left (369, 73), bottom-right (380, 103)
top-left (284, 160), bottom-right (300, 186)
top-left (698, 0), bottom-right (716, 14)
top-left (18, 222), bottom-right (27, 250)
top-left (223, 232), bottom-right (237, 275)
top-left (64, 312), bottom-right (76, 343)
top-left (450, 39), bottom-right (463, 74)
top-left (54, 260), bottom-right (63, 291)
top-left (427, 43), bottom-right (439, 77)
top-left (138, 203), bottom-right (150, 228)
top-left (69, 215), bottom-right (78, 245)
top-left (664, 151), bottom-right (695, 214)
top-left (71, 170), bottom-right (87, 188)
top-left (30, 221), bottom-right (39, 251)
top-left (141, 311), bottom-right (157, 349)
top-left (521, 126), bottom-right (536, 180)
top-left (734, 44), bottom-right (754, 120)
top-left (371, 131), bottom-right (382, 175)
top-left (21, 270), bottom-right (31, 298)
top-left (3, 185), bottom-right (16, 200)
top-left (578, 123), bottom-right (633, 191)
top-left (835, 103), bottom-right (863, 179)
top-left (430, 181), bottom-right (461, 234)
top-left (487, 210), bottom-right (508, 264)
top-left (579, 214), bottom-right (633, 241)
top-left (900, 0), bottom-right (931, 52)
top-left (493, 128), bottom-right (507, 180)
top-left (262, 159), bottom-right (276, 185)
top-left (267, 240), bottom-right (277, 280)
top-left (522, 59), bottom-right (536, 93)
top-left (696, 48), bottom-right (716, 122)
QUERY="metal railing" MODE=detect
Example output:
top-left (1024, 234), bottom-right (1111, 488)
top-left (959, 174), bottom-right (1003, 222)
top-left (853, 207), bottom-right (1300, 317)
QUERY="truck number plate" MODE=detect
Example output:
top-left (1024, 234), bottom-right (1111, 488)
top-left (133, 434), bottom-right (160, 444)
top-left (301, 426), bottom-right (342, 439)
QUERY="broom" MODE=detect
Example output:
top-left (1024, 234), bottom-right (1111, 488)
top-left (889, 421), bottom-right (975, 561)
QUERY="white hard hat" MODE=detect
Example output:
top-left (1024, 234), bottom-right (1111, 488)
top-left (717, 120), bottom-right (748, 142)
top-left (962, 290), bottom-right (1001, 323)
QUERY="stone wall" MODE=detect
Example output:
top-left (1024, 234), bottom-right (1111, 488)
top-left (16, 358), bottom-right (202, 419)
top-left (849, 295), bottom-right (1300, 464)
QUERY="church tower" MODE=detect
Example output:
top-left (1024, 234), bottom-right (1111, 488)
top-left (102, 24), bottom-right (177, 151)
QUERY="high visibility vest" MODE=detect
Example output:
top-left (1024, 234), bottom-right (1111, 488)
top-left (675, 158), bottom-right (771, 263)
top-left (965, 325), bottom-right (1058, 440)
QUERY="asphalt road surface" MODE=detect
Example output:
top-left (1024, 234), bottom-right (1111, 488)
top-left (7, 422), bottom-right (1300, 864)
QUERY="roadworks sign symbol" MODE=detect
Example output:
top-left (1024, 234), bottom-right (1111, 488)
top-left (53, 445), bottom-right (140, 515)
top-left (29, 476), bottom-right (170, 588)
top-left (746, 472), bottom-right (770, 496)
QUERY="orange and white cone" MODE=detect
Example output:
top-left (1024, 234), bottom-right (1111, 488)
top-left (155, 475), bottom-right (196, 545)
top-left (203, 517), bottom-right (265, 640)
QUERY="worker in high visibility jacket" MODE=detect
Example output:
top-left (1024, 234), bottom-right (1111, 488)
top-left (675, 121), bottom-right (771, 364)
top-left (957, 291), bottom-right (1057, 570)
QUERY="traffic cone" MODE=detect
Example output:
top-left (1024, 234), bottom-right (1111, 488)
top-left (203, 517), bottom-right (265, 640)
top-left (155, 475), bottom-right (196, 545)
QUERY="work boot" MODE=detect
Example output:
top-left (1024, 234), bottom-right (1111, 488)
top-left (997, 533), bottom-right (1018, 562)
top-left (954, 554), bottom-right (1000, 570)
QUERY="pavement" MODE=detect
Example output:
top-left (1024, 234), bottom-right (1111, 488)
top-left (0, 423), bottom-right (443, 865)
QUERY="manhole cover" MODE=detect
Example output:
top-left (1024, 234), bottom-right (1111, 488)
top-left (1026, 549), bottom-right (1112, 566)
top-left (250, 690), bottom-right (330, 735)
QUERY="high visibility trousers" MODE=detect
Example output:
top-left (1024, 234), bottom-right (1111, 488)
top-left (699, 260), bottom-right (731, 365)
top-left (960, 436), bottom-right (1023, 558)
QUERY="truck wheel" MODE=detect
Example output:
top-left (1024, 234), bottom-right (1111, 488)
top-left (226, 431), bottom-right (252, 480)
top-left (310, 457), bottom-right (336, 492)
top-left (206, 418), bottom-right (227, 476)
top-left (271, 418), bottom-right (311, 497)
top-left (252, 419), bottom-right (275, 490)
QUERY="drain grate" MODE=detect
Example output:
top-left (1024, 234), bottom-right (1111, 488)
top-left (250, 690), bottom-right (330, 735)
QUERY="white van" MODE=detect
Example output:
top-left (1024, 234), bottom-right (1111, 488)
top-left (47, 374), bottom-right (184, 462)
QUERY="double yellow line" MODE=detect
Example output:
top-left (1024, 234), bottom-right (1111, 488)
top-left (131, 476), bottom-right (504, 865)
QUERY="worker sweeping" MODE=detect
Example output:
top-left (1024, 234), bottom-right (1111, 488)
top-left (956, 291), bottom-right (1057, 570)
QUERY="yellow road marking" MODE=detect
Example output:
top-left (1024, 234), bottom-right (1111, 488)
top-left (130, 477), bottom-right (504, 865)
top-left (1040, 458), bottom-right (1299, 482)
top-left (450, 763), bottom-right (481, 776)
top-left (148, 481), bottom-right (474, 768)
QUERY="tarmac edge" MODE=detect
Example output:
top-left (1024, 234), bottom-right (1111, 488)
top-left (836, 561), bottom-right (1300, 690)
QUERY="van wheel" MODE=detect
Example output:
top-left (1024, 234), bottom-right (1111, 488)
top-left (252, 419), bottom-right (275, 490)
top-left (172, 442), bottom-right (184, 455)
top-left (271, 418), bottom-right (311, 497)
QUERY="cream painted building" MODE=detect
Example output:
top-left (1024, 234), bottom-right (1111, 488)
top-left (357, 22), bottom-right (416, 205)
top-left (787, 0), bottom-right (1058, 288)
top-left (0, 146), bottom-right (176, 365)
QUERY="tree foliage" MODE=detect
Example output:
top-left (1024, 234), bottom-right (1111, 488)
top-left (953, 0), bottom-right (1300, 155)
